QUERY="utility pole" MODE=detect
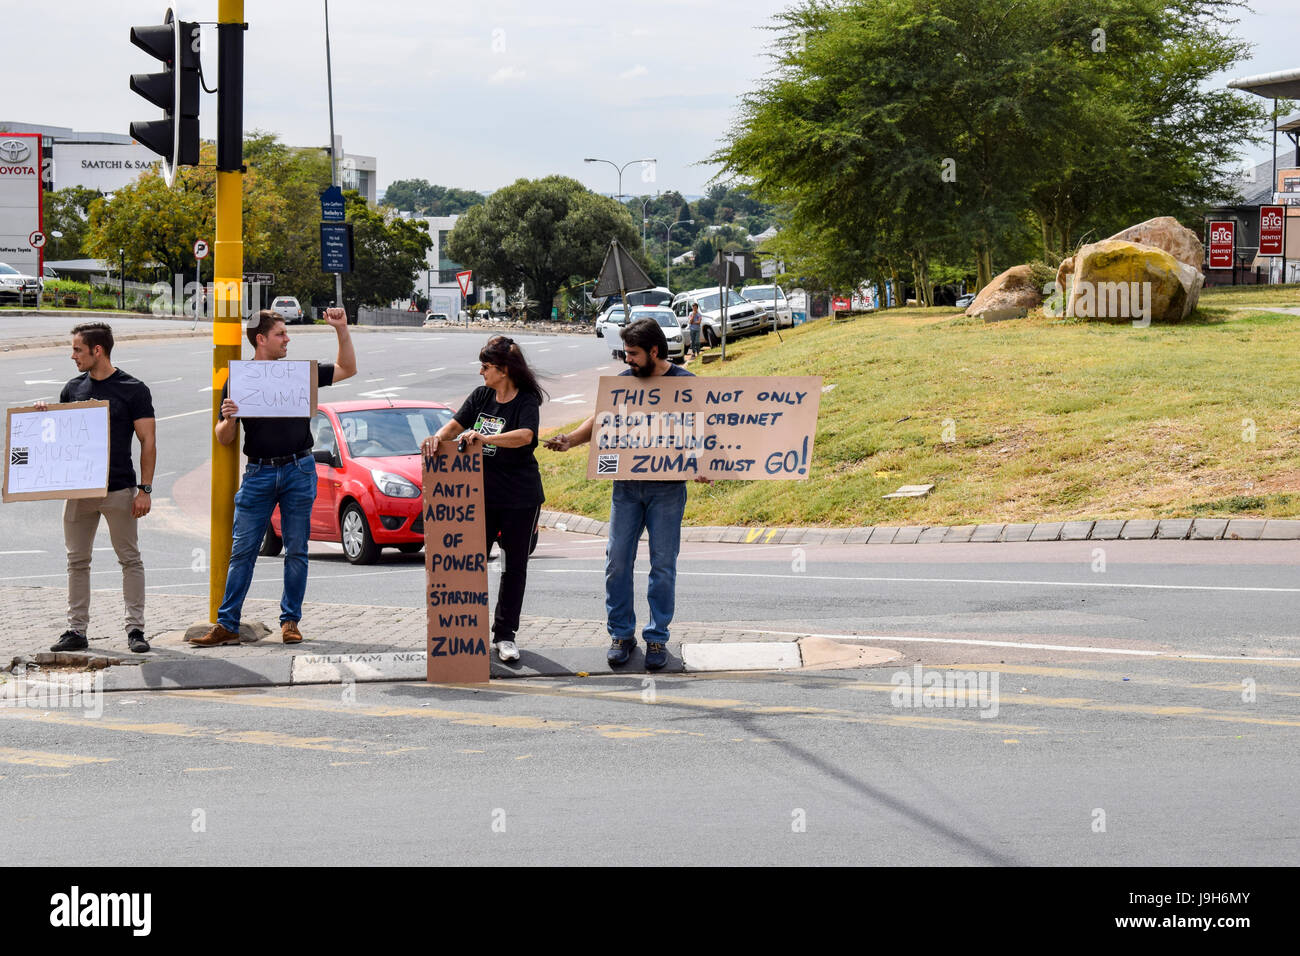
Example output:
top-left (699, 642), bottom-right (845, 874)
top-left (210, 0), bottom-right (244, 622)
top-left (325, 0), bottom-right (344, 312)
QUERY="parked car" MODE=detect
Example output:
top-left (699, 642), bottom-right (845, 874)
top-left (270, 296), bottom-right (305, 323)
top-left (954, 293), bottom-right (976, 309)
top-left (740, 284), bottom-right (793, 328)
top-left (671, 287), bottom-right (767, 347)
top-left (262, 400), bottom-right (455, 564)
top-left (0, 262), bottom-right (40, 303)
top-left (609, 306), bottom-right (685, 362)
top-left (595, 306), bottom-right (626, 339)
top-left (424, 312), bottom-right (450, 325)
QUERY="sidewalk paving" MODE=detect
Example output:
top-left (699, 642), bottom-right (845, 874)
top-left (2, 584), bottom-right (873, 690)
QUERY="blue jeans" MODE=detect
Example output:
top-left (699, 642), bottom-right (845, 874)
top-left (605, 480), bottom-right (687, 644)
top-left (217, 455), bottom-right (317, 631)
top-left (689, 326), bottom-right (701, 353)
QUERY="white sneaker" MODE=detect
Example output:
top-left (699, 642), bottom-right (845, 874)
top-left (497, 640), bottom-right (520, 662)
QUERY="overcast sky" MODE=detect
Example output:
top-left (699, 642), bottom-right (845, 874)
top-left (7, 0), bottom-right (1300, 198)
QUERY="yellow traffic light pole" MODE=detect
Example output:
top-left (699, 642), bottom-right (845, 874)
top-left (210, 0), bottom-right (244, 621)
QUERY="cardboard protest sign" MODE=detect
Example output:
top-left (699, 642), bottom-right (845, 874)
top-left (423, 440), bottom-right (490, 683)
top-left (3, 401), bottom-right (110, 502)
top-left (228, 359), bottom-right (318, 418)
top-left (586, 376), bottom-right (822, 480)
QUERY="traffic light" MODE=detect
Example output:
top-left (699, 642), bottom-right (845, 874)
top-left (129, 9), bottom-right (200, 173)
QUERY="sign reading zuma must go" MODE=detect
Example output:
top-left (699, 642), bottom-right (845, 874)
top-left (587, 376), bottom-right (822, 480)
top-left (422, 441), bottom-right (490, 683)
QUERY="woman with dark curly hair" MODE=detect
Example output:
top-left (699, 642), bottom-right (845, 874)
top-left (426, 336), bottom-right (546, 662)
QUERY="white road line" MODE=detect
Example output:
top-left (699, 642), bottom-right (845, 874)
top-left (18, 368), bottom-right (51, 373)
top-left (24, 379), bottom-right (62, 385)
top-left (198, 386), bottom-right (214, 392)
top-left (563, 373), bottom-right (578, 378)
top-left (535, 568), bottom-right (1300, 594)
top-left (0, 565), bottom-right (198, 583)
top-left (153, 377), bottom-right (184, 384)
top-left (0, 550), bottom-right (44, 555)
top-left (154, 471), bottom-right (176, 478)
top-left (428, 367), bottom-right (445, 372)
top-left (551, 393), bottom-right (585, 404)
top-left (762, 630), bottom-right (1300, 664)
top-left (538, 348), bottom-right (553, 353)
top-left (364, 378), bottom-right (385, 383)
top-left (157, 408), bottom-right (209, 421)
top-left (398, 372), bottom-right (418, 378)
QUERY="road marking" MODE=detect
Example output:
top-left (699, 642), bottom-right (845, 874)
top-left (157, 408), bottom-right (209, 421)
top-left (538, 348), bottom-right (553, 353)
top-left (568, 344), bottom-right (581, 349)
top-left (0, 710), bottom-right (425, 755)
top-left (24, 379), bottom-right (62, 385)
top-left (182, 766), bottom-right (234, 772)
top-left (917, 662), bottom-right (1300, 695)
top-left (552, 393), bottom-right (585, 404)
top-left (364, 378), bottom-right (385, 383)
top-left (0, 550), bottom-right (44, 555)
top-left (358, 387), bottom-right (408, 399)
top-left (537, 567), bottom-right (1300, 596)
top-left (0, 747), bottom-right (115, 769)
top-left (428, 367), bottom-right (445, 372)
top-left (0, 564), bottom-right (199, 583)
top-left (398, 372), bottom-right (418, 378)
top-left (153, 377), bottom-right (184, 384)
top-left (198, 386), bottom-right (214, 392)
top-left (563, 373), bottom-right (578, 378)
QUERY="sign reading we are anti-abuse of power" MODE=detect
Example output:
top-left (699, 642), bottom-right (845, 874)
top-left (587, 376), bottom-right (822, 480)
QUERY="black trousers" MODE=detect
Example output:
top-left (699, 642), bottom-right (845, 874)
top-left (485, 505), bottom-right (538, 643)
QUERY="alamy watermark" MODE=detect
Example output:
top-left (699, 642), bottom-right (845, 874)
top-left (1, 665), bottom-right (103, 718)
top-left (890, 665), bottom-right (1000, 718)
top-left (1043, 279), bottom-right (1154, 327)
top-left (150, 277), bottom-right (273, 320)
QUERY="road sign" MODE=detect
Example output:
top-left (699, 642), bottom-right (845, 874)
top-left (320, 222), bottom-right (354, 273)
top-left (244, 272), bottom-right (274, 285)
top-left (320, 185), bottom-right (345, 223)
top-left (1208, 220), bottom-right (1235, 269)
top-left (29, 230), bottom-right (45, 249)
top-left (194, 238), bottom-right (209, 259)
top-left (456, 270), bottom-right (473, 297)
top-left (1259, 205), bottom-right (1284, 256)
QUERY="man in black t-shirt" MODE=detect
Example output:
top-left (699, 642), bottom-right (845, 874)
top-left (42, 323), bottom-right (156, 654)
top-left (546, 318), bottom-right (708, 672)
top-left (191, 308), bottom-right (356, 647)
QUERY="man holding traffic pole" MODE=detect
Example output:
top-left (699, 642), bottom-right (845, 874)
top-left (191, 307), bottom-right (355, 647)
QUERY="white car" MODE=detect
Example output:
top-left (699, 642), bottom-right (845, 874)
top-left (0, 262), bottom-right (40, 303)
top-left (671, 287), bottom-right (767, 348)
top-left (271, 296), bottom-right (305, 323)
top-left (609, 307), bottom-right (686, 363)
top-left (595, 306), bottom-right (627, 341)
top-left (740, 284), bottom-right (793, 328)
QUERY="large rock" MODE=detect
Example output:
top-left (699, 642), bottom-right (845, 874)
top-left (964, 264), bottom-right (1043, 317)
top-left (1065, 239), bottom-right (1203, 323)
top-left (1106, 216), bottom-right (1205, 272)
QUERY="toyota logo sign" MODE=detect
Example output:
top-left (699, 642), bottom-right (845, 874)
top-left (0, 139), bottom-right (31, 164)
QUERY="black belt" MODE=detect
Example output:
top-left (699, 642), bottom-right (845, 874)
top-left (249, 451), bottom-right (313, 467)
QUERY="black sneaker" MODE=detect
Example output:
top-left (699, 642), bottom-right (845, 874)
top-left (50, 630), bottom-right (88, 652)
top-left (127, 629), bottom-right (150, 653)
top-left (607, 637), bottom-right (636, 666)
top-left (645, 641), bottom-right (668, 671)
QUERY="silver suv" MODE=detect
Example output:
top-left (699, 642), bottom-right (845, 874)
top-left (271, 296), bottom-right (304, 323)
top-left (671, 287), bottom-right (766, 348)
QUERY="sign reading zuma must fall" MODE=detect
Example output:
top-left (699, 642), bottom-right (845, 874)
top-left (3, 401), bottom-right (110, 503)
top-left (422, 441), bottom-right (490, 683)
top-left (588, 376), bottom-right (822, 480)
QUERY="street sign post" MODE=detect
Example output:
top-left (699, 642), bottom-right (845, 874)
top-left (1208, 220), bottom-right (1235, 270)
top-left (456, 270), bottom-right (473, 325)
top-left (320, 222), bottom-right (353, 273)
top-left (194, 238), bottom-right (209, 259)
top-left (320, 185), bottom-right (345, 222)
top-left (1259, 205), bottom-right (1285, 283)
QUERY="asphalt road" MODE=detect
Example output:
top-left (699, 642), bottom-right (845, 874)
top-left (2, 661), bottom-right (1296, 865)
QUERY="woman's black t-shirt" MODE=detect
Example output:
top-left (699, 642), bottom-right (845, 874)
top-left (453, 386), bottom-right (545, 508)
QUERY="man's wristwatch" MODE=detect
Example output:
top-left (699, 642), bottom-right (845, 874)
top-left (137, 484), bottom-right (152, 494)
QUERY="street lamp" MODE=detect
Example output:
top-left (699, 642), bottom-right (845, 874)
top-left (639, 192), bottom-right (659, 249)
top-left (583, 156), bottom-right (656, 202)
top-left (663, 219), bottom-right (694, 291)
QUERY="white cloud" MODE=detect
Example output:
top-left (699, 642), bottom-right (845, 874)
top-left (619, 64), bottom-right (649, 80)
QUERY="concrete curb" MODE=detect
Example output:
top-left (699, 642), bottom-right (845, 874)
top-left (537, 510), bottom-right (1300, 545)
top-left (22, 639), bottom-right (852, 691)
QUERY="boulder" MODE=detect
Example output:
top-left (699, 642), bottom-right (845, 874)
top-left (1106, 216), bottom-right (1205, 272)
top-left (964, 264), bottom-right (1043, 317)
top-left (1065, 239), bottom-right (1203, 323)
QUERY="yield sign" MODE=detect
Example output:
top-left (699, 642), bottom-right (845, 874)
top-left (456, 270), bottom-right (473, 296)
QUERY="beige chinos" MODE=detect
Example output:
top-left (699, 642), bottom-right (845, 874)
top-left (63, 488), bottom-right (144, 634)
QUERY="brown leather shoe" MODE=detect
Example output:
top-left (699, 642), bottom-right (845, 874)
top-left (281, 620), bottom-right (303, 644)
top-left (189, 623), bottom-right (241, 647)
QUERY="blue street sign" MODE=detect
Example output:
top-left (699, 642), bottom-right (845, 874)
top-left (320, 185), bottom-right (345, 222)
top-left (320, 222), bottom-right (353, 273)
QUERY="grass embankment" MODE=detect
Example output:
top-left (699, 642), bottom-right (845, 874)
top-left (538, 283), bottom-right (1300, 527)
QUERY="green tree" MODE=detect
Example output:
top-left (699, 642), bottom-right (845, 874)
top-left (43, 187), bottom-right (103, 262)
top-left (715, 0), bottom-right (1266, 297)
top-left (381, 178), bottom-right (485, 216)
top-left (446, 176), bottom-right (644, 322)
top-left (343, 191), bottom-right (433, 309)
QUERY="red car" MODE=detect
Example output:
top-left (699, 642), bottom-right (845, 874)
top-left (262, 400), bottom-right (454, 564)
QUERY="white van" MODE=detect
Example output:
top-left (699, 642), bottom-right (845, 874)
top-left (671, 287), bottom-right (767, 348)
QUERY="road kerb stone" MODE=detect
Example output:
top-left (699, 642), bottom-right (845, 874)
top-left (1225, 519), bottom-right (1266, 541)
top-left (681, 641), bottom-right (800, 671)
top-left (1089, 520), bottom-right (1125, 540)
top-left (1028, 523), bottom-right (1063, 542)
top-left (845, 527), bottom-right (874, 545)
top-left (916, 527), bottom-right (947, 543)
top-left (942, 525), bottom-right (976, 543)
top-left (1001, 523), bottom-right (1035, 542)
top-left (970, 524), bottom-right (1003, 543)
top-left (1060, 521), bottom-right (1095, 541)
top-left (1190, 518), bottom-right (1228, 540)
top-left (1156, 519), bottom-right (1193, 540)
top-left (868, 526), bottom-right (900, 544)
top-left (892, 526), bottom-right (924, 544)
top-left (1261, 520), bottom-right (1300, 540)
